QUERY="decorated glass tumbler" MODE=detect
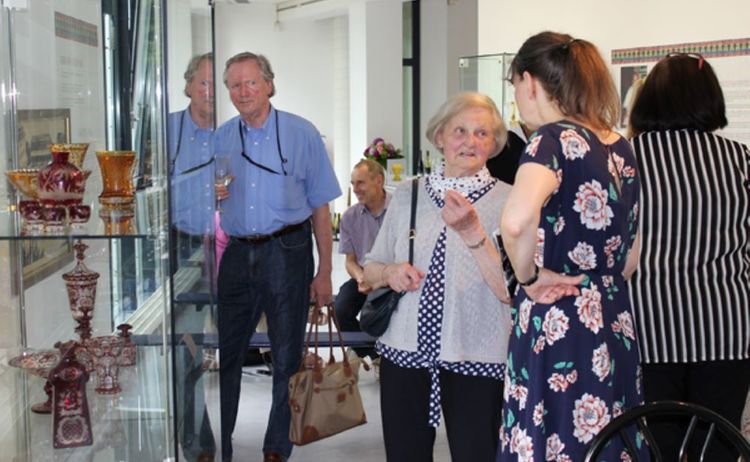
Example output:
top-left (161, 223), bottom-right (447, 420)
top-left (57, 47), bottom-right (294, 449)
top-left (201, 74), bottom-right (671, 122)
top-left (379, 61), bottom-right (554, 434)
top-left (96, 150), bottom-right (136, 208)
top-left (86, 335), bottom-right (125, 394)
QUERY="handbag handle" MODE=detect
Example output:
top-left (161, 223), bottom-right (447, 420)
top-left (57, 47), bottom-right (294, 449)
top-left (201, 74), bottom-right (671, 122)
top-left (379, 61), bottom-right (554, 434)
top-left (408, 178), bottom-right (418, 265)
top-left (301, 305), bottom-right (356, 380)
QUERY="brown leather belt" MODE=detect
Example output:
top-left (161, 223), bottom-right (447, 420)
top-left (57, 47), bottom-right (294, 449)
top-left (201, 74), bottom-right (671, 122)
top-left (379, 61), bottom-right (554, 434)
top-left (233, 221), bottom-right (307, 245)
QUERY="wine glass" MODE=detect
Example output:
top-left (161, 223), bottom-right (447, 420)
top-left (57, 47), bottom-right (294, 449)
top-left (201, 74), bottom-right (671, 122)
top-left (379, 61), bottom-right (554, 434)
top-left (214, 155), bottom-right (233, 212)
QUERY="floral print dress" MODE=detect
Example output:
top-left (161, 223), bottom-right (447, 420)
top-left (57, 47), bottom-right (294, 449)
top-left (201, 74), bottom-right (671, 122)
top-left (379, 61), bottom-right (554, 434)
top-left (497, 121), bottom-right (644, 462)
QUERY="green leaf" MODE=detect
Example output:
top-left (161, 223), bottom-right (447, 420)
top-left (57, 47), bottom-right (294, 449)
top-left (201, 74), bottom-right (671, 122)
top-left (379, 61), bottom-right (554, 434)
top-left (521, 367), bottom-right (530, 380)
top-left (553, 361), bottom-right (567, 370)
top-left (546, 215), bottom-right (556, 224)
top-left (515, 325), bottom-right (521, 338)
top-left (624, 338), bottom-right (632, 351)
top-left (565, 361), bottom-right (574, 369)
top-left (563, 263), bottom-right (571, 273)
top-left (558, 122), bottom-right (578, 130)
top-left (636, 431), bottom-right (643, 449)
top-left (582, 274), bottom-right (591, 287)
top-left (609, 182), bottom-right (619, 201)
top-left (533, 316), bottom-right (542, 331)
top-left (508, 353), bottom-right (514, 374)
top-left (506, 409), bottom-right (515, 427)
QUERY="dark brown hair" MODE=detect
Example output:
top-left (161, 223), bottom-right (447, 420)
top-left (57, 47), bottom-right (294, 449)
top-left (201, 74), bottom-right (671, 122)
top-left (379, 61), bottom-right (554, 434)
top-left (628, 54), bottom-right (727, 135)
top-left (510, 31), bottom-right (619, 131)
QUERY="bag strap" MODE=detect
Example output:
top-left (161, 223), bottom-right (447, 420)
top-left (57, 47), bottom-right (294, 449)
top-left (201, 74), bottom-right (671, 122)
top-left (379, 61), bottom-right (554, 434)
top-left (300, 305), bottom-right (356, 379)
top-left (408, 178), bottom-right (418, 265)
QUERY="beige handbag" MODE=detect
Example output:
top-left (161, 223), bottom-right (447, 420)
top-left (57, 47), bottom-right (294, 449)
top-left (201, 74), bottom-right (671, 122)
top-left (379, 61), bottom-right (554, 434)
top-left (288, 305), bottom-right (367, 445)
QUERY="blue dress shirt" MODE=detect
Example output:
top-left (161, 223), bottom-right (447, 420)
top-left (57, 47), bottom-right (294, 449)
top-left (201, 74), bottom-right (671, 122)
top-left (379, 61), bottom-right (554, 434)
top-left (168, 108), bottom-right (215, 235)
top-left (213, 107), bottom-right (341, 236)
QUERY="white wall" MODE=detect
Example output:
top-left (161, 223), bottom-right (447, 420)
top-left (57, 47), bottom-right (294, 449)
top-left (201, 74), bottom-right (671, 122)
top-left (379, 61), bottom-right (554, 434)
top-left (214, 2), bottom-right (407, 212)
top-left (214, 3), bottom-right (336, 145)
top-left (477, 0), bottom-right (750, 64)
top-left (420, 0), bottom-right (477, 159)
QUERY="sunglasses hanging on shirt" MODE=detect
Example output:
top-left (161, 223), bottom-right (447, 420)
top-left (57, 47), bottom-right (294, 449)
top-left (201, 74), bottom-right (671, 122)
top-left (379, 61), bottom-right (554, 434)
top-left (169, 110), bottom-right (215, 176)
top-left (238, 109), bottom-right (288, 176)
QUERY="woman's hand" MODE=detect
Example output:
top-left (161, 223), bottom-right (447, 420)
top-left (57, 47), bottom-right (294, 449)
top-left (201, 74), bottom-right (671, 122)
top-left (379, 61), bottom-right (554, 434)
top-left (383, 262), bottom-right (424, 293)
top-left (523, 268), bottom-right (585, 304)
top-left (441, 189), bottom-right (482, 238)
top-left (356, 276), bottom-right (373, 294)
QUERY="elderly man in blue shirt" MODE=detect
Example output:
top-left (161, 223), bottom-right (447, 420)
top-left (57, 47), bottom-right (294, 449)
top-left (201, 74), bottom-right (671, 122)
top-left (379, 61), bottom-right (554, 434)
top-left (168, 52), bottom-right (218, 461)
top-left (214, 52), bottom-right (341, 462)
top-left (169, 52), bottom-right (216, 251)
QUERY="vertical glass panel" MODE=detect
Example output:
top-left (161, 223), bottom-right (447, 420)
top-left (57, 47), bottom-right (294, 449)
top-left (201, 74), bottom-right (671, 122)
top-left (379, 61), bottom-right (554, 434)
top-left (165, 0), bottom-right (219, 460)
top-left (458, 53), bottom-right (517, 126)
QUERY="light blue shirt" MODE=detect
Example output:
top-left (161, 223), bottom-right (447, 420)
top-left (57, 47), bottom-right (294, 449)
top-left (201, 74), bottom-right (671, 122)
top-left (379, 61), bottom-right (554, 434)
top-left (168, 108), bottom-right (215, 235)
top-left (214, 107), bottom-right (341, 236)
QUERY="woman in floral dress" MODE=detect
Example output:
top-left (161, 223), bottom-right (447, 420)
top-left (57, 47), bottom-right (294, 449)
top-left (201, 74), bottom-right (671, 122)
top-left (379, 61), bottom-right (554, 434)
top-left (497, 32), bottom-right (643, 462)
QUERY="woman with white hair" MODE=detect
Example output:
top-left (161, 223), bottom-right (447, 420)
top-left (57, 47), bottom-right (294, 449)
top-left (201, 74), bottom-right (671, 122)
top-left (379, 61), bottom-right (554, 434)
top-left (363, 92), bottom-right (512, 462)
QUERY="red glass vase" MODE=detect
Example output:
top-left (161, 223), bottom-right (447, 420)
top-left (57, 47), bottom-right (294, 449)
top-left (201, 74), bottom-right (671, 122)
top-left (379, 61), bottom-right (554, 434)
top-left (63, 240), bottom-right (100, 341)
top-left (50, 341), bottom-right (93, 449)
top-left (37, 151), bottom-right (85, 207)
top-left (117, 323), bottom-right (136, 367)
top-left (86, 335), bottom-right (125, 394)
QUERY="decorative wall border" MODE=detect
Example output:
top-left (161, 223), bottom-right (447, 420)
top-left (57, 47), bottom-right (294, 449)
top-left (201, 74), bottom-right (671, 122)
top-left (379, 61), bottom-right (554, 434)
top-left (612, 37), bottom-right (750, 64)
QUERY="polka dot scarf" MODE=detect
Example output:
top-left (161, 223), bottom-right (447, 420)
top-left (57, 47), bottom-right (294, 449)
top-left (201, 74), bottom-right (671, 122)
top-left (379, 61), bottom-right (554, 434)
top-left (427, 161), bottom-right (495, 199)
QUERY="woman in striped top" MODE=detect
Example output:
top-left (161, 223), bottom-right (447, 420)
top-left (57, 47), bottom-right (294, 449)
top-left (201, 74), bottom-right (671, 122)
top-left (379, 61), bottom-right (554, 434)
top-left (628, 53), bottom-right (750, 460)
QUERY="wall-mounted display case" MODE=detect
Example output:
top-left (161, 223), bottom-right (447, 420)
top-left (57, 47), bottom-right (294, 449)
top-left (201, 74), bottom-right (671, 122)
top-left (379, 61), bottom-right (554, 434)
top-left (458, 53), bottom-right (520, 129)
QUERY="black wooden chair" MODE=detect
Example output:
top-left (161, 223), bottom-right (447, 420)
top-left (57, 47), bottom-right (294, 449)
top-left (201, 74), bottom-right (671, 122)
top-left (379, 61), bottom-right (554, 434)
top-left (583, 401), bottom-right (750, 462)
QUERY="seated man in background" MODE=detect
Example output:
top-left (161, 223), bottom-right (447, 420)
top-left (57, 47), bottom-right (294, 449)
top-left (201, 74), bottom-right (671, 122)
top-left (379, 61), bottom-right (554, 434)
top-left (334, 159), bottom-right (391, 361)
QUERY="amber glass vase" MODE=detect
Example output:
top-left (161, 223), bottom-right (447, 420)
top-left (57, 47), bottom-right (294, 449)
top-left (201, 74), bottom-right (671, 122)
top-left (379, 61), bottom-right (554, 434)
top-left (96, 150), bottom-right (136, 207)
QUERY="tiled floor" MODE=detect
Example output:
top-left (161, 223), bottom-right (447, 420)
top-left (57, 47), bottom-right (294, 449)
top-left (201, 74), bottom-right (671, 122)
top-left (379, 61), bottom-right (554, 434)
top-left (199, 244), bottom-right (453, 461)
top-left (204, 364), bottom-right (451, 462)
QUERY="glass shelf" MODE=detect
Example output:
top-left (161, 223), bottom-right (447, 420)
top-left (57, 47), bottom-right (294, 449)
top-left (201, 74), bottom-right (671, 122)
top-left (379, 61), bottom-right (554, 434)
top-left (0, 189), bottom-right (167, 240)
top-left (2, 345), bottom-right (171, 461)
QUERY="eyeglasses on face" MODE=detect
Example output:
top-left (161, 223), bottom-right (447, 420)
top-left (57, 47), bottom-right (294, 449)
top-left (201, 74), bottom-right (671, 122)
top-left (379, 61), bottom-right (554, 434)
top-left (666, 52), bottom-right (705, 70)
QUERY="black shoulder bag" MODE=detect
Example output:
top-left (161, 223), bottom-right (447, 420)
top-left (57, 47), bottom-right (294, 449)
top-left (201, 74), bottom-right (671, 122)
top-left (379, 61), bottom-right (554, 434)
top-left (359, 178), bottom-right (418, 337)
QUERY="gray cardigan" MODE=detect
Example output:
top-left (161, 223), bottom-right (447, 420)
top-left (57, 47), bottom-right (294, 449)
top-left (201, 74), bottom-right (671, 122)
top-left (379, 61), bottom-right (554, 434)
top-left (365, 177), bottom-right (512, 365)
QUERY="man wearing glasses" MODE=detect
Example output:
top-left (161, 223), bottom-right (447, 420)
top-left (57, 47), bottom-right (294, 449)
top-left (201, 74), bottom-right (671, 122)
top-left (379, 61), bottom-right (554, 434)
top-left (213, 51), bottom-right (341, 462)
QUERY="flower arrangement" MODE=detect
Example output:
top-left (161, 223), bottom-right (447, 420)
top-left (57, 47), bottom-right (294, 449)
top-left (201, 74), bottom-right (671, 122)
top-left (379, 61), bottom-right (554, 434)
top-left (363, 137), bottom-right (402, 167)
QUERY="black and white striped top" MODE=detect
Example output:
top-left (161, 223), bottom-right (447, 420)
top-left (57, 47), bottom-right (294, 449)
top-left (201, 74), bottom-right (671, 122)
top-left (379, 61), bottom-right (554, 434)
top-left (629, 129), bottom-right (750, 364)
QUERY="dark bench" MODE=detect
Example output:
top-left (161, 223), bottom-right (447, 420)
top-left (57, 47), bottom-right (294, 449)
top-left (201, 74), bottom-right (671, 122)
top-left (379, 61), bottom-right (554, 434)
top-left (169, 292), bottom-right (377, 349)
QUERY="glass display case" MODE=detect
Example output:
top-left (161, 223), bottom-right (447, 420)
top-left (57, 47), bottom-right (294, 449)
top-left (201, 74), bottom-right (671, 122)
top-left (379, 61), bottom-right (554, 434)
top-left (458, 53), bottom-right (520, 129)
top-left (0, 0), bottom-right (189, 460)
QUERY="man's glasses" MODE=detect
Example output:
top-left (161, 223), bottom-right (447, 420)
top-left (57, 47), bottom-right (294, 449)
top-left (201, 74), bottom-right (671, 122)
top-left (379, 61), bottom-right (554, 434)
top-left (666, 52), bottom-right (705, 70)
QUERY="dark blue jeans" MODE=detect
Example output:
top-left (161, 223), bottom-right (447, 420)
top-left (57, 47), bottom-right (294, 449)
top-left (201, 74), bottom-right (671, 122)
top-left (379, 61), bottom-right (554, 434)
top-left (218, 223), bottom-right (313, 461)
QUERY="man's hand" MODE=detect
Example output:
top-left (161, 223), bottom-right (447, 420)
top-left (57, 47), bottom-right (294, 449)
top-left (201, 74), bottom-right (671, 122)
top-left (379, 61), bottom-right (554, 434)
top-left (309, 272), bottom-right (333, 308)
top-left (215, 177), bottom-right (232, 201)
